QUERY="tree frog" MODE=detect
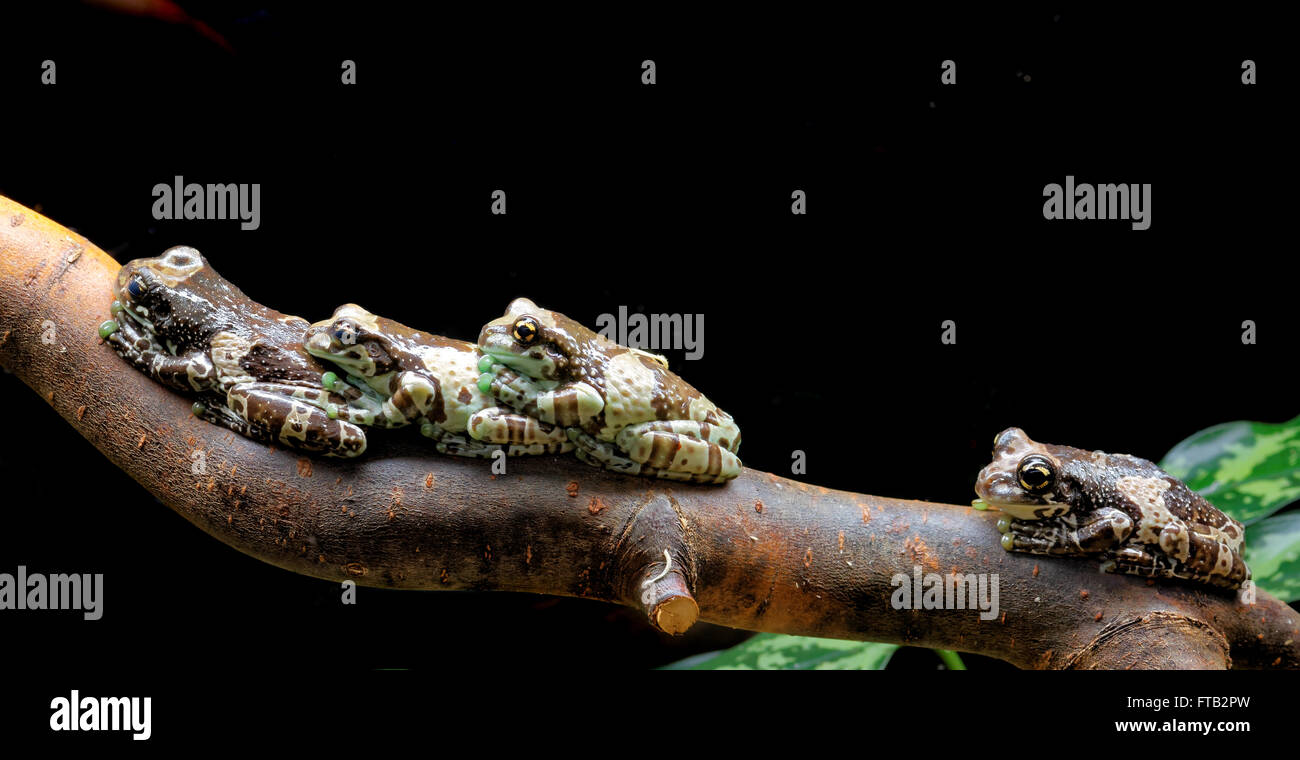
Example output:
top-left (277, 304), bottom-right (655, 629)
top-left (974, 427), bottom-right (1250, 590)
top-left (100, 247), bottom-right (380, 457)
top-left (304, 304), bottom-right (572, 458)
top-left (475, 298), bottom-right (741, 484)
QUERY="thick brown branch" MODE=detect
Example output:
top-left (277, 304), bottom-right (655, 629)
top-left (2, 195), bottom-right (1297, 669)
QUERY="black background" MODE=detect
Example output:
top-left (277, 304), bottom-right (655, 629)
top-left (0, 2), bottom-right (1293, 745)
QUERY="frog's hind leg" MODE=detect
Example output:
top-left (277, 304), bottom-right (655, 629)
top-left (1103, 542), bottom-right (1247, 590)
top-left (614, 422), bottom-right (743, 478)
top-left (569, 429), bottom-right (738, 484)
top-left (193, 396), bottom-right (277, 446)
top-left (234, 381), bottom-right (380, 427)
top-left (226, 386), bottom-right (367, 457)
top-left (1101, 545), bottom-right (1175, 579)
top-left (1163, 527), bottom-right (1251, 589)
top-left (569, 430), bottom-right (644, 475)
top-left (466, 406), bottom-right (572, 453)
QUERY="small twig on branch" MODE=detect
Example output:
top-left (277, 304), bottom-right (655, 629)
top-left (2, 194), bottom-right (1297, 669)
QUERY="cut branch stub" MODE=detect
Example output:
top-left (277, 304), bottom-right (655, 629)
top-left (615, 494), bottom-right (699, 635)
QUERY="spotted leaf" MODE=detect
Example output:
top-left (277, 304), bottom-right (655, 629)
top-left (1160, 414), bottom-right (1300, 525)
top-left (1243, 512), bottom-right (1300, 603)
top-left (662, 633), bottom-right (899, 670)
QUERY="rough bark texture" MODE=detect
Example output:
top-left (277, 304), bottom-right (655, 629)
top-left (2, 195), bottom-right (1297, 669)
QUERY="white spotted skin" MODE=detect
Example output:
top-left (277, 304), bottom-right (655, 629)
top-left (598, 352), bottom-right (662, 440)
top-left (419, 345), bottom-right (487, 432)
top-left (208, 331), bottom-right (256, 388)
top-left (280, 401), bottom-right (319, 444)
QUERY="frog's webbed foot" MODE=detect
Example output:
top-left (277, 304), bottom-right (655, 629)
top-left (226, 386), bottom-right (367, 457)
top-left (466, 406), bottom-right (571, 451)
top-left (1100, 545), bottom-right (1177, 579)
top-left (996, 516), bottom-right (1081, 555)
top-left (102, 313), bottom-right (161, 367)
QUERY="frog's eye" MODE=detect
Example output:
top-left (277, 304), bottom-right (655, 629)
top-left (333, 320), bottom-right (359, 346)
top-left (127, 277), bottom-right (146, 299)
top-left (1017, 455), bottom-right (1056, 493)
top-left (512, 316), bottom-right (540, 346)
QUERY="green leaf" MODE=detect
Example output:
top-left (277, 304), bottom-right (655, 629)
top-left (1160, 414), bottom-right (1300, 525)
top-left (934, 649), bottom-right (966, 670)
top-left (662, 633), bottom-right (899, 670)
top-left (1244, 512), bottom-right (1300, 603)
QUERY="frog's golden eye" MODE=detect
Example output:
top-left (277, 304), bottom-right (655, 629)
top-left (1017, 455), bottom-right (1055, 493)
top-left (512, 316), bottom-right (540, 346)
top-left (126, 276), bottom-right (147, 299)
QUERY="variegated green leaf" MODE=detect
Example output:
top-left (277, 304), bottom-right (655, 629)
top-left (663, 633), bottom-right (899, 670)
top-left (1160, 414), bottom-right (1300, 525)
top-left (1244, 512), bottom-right (1300, 603)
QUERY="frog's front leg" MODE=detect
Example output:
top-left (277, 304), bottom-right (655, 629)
top-left (103, 316), bottom-right (219, 393)
top-left (480, 366), bottom-right (603, 429)
top-left (996, 507), bottom-right (1133, 555)
top-left (226, 384), bottom-right (367, 457)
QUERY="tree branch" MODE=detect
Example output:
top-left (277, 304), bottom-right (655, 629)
top-left (2, 195), bottom-right (1296, 669)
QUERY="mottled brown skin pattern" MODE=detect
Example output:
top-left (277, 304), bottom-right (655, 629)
top-left (478, 298), bottom-right (741, 483)
top-left (115, 252), bottom-right (321, 389)
top-left (481, 303), bottom-right (731, 440)
top-left (976, 428), bottom-right (1249, 591)
top-left (104, 247), bottom-right (370, 455)
top-left (303, 304), bottom-right (571, 456)
top-left (306, 308), bottom-right (470, 423)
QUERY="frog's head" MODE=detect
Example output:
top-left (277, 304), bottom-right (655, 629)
top-left (974, 428), bottom-right (1077, 520)
top-left (115, 246), bottom-right (236, 352)
top-left (477, 297), bottom-right (611, 381)
top-left (305, 304), bottom-right (399, 378)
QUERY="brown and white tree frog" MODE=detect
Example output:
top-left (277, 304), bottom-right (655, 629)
top-left (100, 247), bottom-right (380, 457)
top-left (304, 304), bottom-right (572, 458)
top-left (476, 298), bottom-right (741, 484)
top-left (974, 427), bottom-right (1250, 590)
